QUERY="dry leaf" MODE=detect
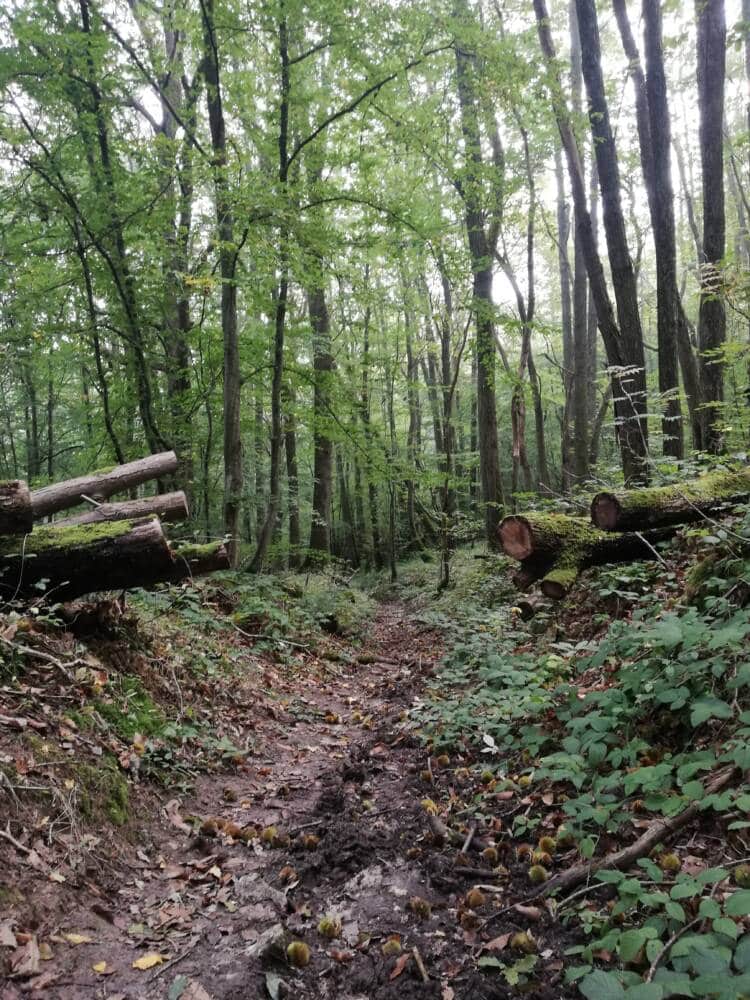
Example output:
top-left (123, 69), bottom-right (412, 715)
top-left (49, 871), bottom-right (66, 883)
top-left (92, 961), bottom-right (114, 975)
top-left (63, 932), bottom-right (93, 945)
top-left (513, 904), bottom-right (543, 921)
top-left (389, 952), bottom-right (411, 980)
top-left (442, 987), bottom-right (456, 1000)
top-left (10, 936), bottom-right (40, 977)
top-left (164, 799), bottom-right (192, 834)
top-left (0, 920), bottom-right (17, 948)
top-left (38, 941), bottom-right (54, 961)
top-left (484, 932), bottom-right (512, 952)
top-left (132, 952), bottom-right (164, 970)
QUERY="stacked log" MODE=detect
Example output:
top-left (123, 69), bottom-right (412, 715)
top-left (0, 453), bottom-right (229, 603)
top-left (500, 466), bottom-right (749, 600)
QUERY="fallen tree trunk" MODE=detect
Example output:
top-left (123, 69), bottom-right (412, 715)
top-left (0, 517), bottom-right (174, 602)
top-left (0, 516), bottom-right (226, 602)
top-left (30, 451), bottom-right (178, 519)
top-left (499, 513), bottom-right (674, 599)
top-left (591, 467), bottom-right (750, 531)
top-left (0, 481), bottom-right (33, 535)
top-left (54, 491), bottom-right (188, 527)
top-left (169, 541), bottom-right (230, 580)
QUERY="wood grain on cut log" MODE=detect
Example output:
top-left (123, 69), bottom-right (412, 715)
top-left (30, 451), bottom-right (179, 518)
top-left (0, 481), bottom-right (33, 535)
top-left (499, 513), bottom-right (675, 599)
top-left (54, 491), bottom-right (189, 527)
top-left (591, 467), bottom-right (750, 531)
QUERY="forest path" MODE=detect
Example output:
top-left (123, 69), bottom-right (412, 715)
top-left (33, 601), bottom-right (465, 1000)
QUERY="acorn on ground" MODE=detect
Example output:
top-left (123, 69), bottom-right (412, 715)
top-left (301, 833), bottom-right (320, 851)
top-left (538, 836), bottom-right (556, 854)
top-left (481, 846), bottom-right (499, 866)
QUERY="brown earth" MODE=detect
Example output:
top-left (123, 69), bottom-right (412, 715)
top-left (1, 601), bottom-right (575, 1000)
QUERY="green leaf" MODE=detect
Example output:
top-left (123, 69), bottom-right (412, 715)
top-left (690, 697), bottom-right (733, 728)
top-left (725, 891), bottom-right (750, 917)
top-left (579, 970), bottom-right (626, 1000)
top-left (619, 929), bottom-right (650, 963)
top-left (733, 934), bottom-right (750, 971)
top-left (713, 917), bottom-right (739, 940)
top-left (623, 985), bottom-right (664, 1000)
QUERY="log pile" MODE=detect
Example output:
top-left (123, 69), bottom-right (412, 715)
top-left (0, 452), bottom-right (229, 603)
top-left (499, 467), bottom-right (750, 600)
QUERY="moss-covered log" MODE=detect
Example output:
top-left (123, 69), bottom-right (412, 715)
top-left (591, 467), bottom-right (750, 531)
top-left (54, 491), bottom-right (189, 527)
top-left (30, 451), bottom-right (178, 518)
top-left (499, 513), bottom-right (674, 599)
top-left (0, 517), bottom-right (176, 601)
top-left (169, 540), bottom-right (230, 580)
top-left (0, 481), bottom-right (33, 535)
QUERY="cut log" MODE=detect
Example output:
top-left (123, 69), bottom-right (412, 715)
top-left (591, 467), bottom-right (750, 532)
top-left (499, 513), bottom-right (674, 599)
top-left (30, 451), bottom-right (179, 518)
top-left (54, 491), bottom-right (189, 527)
top-left (169, 541), bottom-right (230, 580)
top-left (0, 481), bottom-right (33, 535)
top-left (0, 517), bottom-right (176, 602)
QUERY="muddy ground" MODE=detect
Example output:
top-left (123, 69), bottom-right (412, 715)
top-left (1, 601), bottom-right (574, 1000)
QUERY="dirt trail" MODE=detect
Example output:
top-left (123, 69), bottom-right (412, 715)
top-left (6, 603), bottom-right (468, 1000)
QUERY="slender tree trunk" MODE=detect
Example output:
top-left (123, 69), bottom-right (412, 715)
top-left (202, 0), bottom-right (242, 565)
top-left (307, 285), bottom-right (334, 558)
top-left (283, 382), bottom-right (300, 567)
top-left (535, 0), bottom-right (649, 484)
top-left (696, 0), bottom-right (727, 453)
top-left (575, 0), bottom-right (649, 477)
top-left (555, 148), bottom-right (574, 490)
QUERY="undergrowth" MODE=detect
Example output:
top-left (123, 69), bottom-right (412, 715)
top-left (413, 507), bottom-right (750, 999)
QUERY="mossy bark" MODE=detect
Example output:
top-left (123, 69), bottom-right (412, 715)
top-left (500, 512), bottom-right (675, 599)
top-left (591, 467), bottom-right (750, 531)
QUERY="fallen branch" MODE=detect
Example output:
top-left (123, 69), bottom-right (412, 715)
top-left (539, 766), bottom-right (737, 897)
top-left (54, 491), bottom-right (188, 527)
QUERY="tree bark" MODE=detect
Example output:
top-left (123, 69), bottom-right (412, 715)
top-left (534, 0), bottom-right (648, 484)
top-left (307, 285), bottom-right (334, 558)
top-left (54, 491), bottom-right (188, 527)
top-left (30, 451), bottom-right (179, 518)
top-left (0, 482), bottom-right (33, 535)
top-left (696, 0), bottom-right (727, 453)
top-left (575, 0), bottom-right (649, 477)
top-left (202, 0), bottom-right (242, 566)
top-left (591, 467), bottom-right (750, 531)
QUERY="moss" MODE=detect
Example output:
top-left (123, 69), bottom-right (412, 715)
top-left (0, 517), bottom-right (146, 557)
top-left (94, 677), bottom-right (166, 741)
top-left (542, 565), bottom-right (579, 590)
top-left (73, 755), bottom-right (129, 825)
top-left (614, 468), bottom-right (750, 511)
top-left (172, 541), bottom-right (223, 562)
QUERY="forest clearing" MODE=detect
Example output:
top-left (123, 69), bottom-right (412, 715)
top-left (3, 0), bottom-right (750, 995)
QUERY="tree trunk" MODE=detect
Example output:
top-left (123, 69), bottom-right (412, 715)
top-left (283, 382), bottom-right (300, 567)
top-left (54, 491), bottom-right (188, 527)
top-left (30, 451), bottom-right (178, 518)
top-left (534, 0), bottom-right (648, 484)
top-left (696, 0), bottom-right (727, 453)
top-left (202, 0), bottom-right (242, 566)
top-left (575, 0), bottom-right (649, 478)
top-left (591, 467), bottom-right (750, 531)
top-left (307, 285), bottom-right (334, 558)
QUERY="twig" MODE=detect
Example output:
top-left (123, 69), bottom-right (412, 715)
top-left (412, 945), bottom-right (429, 983)
top-left (0, 635), bottom-right (82, 681)
top-left (0, 823), bottom-right (32, 856)
top-left (148, 936), bottom-right (200, 981)
top-left (462, 824), bottom-right (477, 853)
top-left (233, 625), bottom-right (309, 650)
